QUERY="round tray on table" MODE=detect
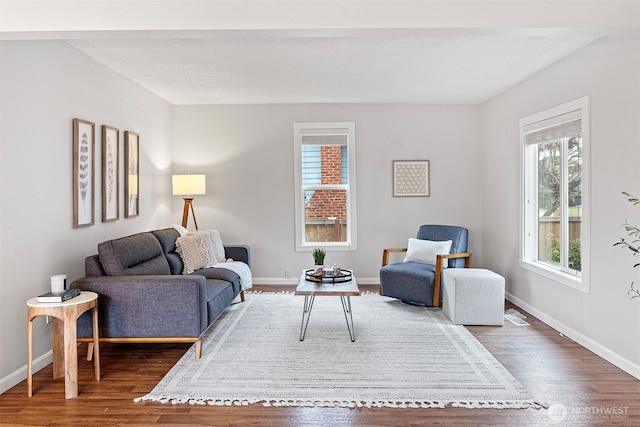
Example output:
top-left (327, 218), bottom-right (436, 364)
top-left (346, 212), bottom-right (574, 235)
top-left (304, 269), bottom-right (353, 283)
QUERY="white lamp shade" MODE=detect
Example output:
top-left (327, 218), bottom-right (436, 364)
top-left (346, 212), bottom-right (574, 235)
top-left (172, 174), bottom-right (206, 196)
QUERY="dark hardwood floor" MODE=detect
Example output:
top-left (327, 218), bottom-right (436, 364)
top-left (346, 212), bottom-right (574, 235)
top-left (2, 285), bottom-right (639, 426)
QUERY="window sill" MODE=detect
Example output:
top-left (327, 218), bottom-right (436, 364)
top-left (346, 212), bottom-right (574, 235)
top-left (520, 260), bottom-right (589, 293)
top-left (296, 243), bottom-right (357, 252)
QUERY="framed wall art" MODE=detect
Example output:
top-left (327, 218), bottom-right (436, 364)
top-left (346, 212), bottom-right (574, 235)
top-left (102, 125), bottom-right (119, 222)
top-left (73, 118), bottom-right (95, 228)
top-left (124, 131), bottom-right (140, 218)
top-left (393, 160), bottom-right (430, 197)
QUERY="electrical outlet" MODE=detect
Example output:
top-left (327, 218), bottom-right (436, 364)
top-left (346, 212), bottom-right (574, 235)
top-left (45, 316), bottom-right (52, 325)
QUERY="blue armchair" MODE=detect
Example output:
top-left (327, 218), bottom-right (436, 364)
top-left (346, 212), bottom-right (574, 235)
top-left (379, 225), bottom-right (471, 307)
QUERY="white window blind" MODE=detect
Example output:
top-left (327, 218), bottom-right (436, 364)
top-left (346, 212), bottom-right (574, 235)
top-left (523, 109), bottom-right (582, 145)
top-left (301, 134), bottom-right (348, 145)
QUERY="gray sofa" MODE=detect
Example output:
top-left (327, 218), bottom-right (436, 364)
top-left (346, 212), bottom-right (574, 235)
top-left (70, 227), bottom-right (251, 359)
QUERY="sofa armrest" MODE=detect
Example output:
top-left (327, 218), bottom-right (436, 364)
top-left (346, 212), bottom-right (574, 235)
top-left (70, 275), bottom-right (208, 338)
top-left (224, 245), bottom-right (251, 268)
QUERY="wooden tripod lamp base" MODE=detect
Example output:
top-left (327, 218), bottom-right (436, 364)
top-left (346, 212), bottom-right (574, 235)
top-left (181, 197), bottom-right (199, 230)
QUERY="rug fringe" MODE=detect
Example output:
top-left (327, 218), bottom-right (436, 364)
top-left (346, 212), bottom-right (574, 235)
top-left (246, 290), bottom-right (381, 296)
top-left (134, 293), bottom-right (541, 411)
top-left (450, 400), bottom-right (543, 409)
top-left (245, 290), bottom-right (294, 295)
top-left (135, 394), bottom-right (542, 410)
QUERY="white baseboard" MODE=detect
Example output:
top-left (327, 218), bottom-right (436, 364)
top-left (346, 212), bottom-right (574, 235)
top-left (506, 292), bottom-right (640, 380)
top-left (0, 350), bottom-right (52, 395)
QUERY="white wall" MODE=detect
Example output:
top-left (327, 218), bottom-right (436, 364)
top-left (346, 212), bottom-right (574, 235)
top-left (482, 37), bottom-right (640, 377)
top-left (172, 104), bottom-right (483, 282)
top-left (1, 44), bottom-right (485, 392)
top-left (6, 34), bottom-right (636, 397)
top-left (0, 40), bottom-right (174, 392)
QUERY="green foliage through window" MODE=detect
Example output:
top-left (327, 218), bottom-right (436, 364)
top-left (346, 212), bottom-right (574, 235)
top-left (546, 233), bottom-right (582, 271)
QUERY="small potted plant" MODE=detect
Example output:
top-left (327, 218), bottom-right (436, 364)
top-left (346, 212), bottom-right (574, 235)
top-left (312, 248), bottom-right (326, 271)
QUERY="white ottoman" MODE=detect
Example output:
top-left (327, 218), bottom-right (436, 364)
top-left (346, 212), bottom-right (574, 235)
top-left (442, 268), bottom-right (505, 326)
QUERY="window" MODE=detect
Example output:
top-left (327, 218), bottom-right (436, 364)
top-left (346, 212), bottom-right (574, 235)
top-left (520, 97), bottom-right (590, 292)
top-left (294, 122), bottom-right (357, 251)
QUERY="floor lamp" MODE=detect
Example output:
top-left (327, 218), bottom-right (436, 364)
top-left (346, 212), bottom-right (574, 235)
top-left (172, 174), bottom-right (206, 230)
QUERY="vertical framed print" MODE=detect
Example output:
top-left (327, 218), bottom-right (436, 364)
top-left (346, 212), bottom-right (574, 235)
top-left (124, 131), bottom-right (139, 218)
top-left (393, 160), bottom-right (430, 197)
top-left (102, 125), bottom-right (119, 222)
top-left (73, 118), bottom-right (95, 228)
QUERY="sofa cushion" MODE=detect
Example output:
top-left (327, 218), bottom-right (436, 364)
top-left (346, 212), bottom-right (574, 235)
top-left (206, 279), bottom-right (236, 324)
top-left (416, 225), bottom-right (468, 268)
top-left (380, 261), bottom-right (437, 306)
top-left (187, 230), bottom-right (226, 263)
top-left (151, 228), bottom-right (183, 275)
top-left (85, 255), bottom-right (106, 276)
top-left (98, 232), bottom-right (171, 276)
top-left (403, 238), bottom-right (452, 267)
top-left (193, 267), bottom-right (242, 295)
top-left (176, 234), bottom-right (217, 274)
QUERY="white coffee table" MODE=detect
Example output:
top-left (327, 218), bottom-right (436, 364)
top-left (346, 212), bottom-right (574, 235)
top-left (294, 269), bottom-right (360, 342)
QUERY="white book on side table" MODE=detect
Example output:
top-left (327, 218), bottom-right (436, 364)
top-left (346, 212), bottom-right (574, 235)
top-left (37, 289), bottom-right (81, 303)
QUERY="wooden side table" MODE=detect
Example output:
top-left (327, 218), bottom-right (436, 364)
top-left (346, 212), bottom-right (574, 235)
top-left (27, 291), bottom-right (100, 399)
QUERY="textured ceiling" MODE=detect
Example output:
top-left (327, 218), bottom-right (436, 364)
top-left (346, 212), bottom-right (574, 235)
top-left (5, 0), bottom-right (633, 105)
top-left (66, 32), bottom-right (601, 105)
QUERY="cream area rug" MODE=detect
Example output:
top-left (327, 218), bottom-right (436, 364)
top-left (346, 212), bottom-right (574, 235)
top-left (135, 292), bottom-right (540, 409)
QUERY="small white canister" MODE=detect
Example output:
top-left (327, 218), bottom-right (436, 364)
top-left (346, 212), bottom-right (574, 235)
top-left (50, 274), bottom-right (66, 293)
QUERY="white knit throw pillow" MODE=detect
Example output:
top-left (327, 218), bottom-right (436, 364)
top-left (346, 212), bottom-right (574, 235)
top-left (187, 230), bottom-right (226, 263)
top-left (176, 234), bottom-right (215, 274)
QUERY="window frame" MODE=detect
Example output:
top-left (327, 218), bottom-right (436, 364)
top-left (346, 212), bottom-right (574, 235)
top-left (520, 96), bottom-right (590, 292)
top-left (294, 122), bottom-right (357, 251)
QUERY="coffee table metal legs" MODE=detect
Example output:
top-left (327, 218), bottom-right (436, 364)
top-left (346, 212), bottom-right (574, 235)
top-left (299, 295), bottom-right (315, 341)
top-left (340, 296), bottom-right (356, 342)
top-left (299, 295), bottom-right (356, 342)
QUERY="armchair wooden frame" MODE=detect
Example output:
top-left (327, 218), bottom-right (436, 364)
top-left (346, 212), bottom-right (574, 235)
top-left (381, 248), bottom-right (471, 307)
